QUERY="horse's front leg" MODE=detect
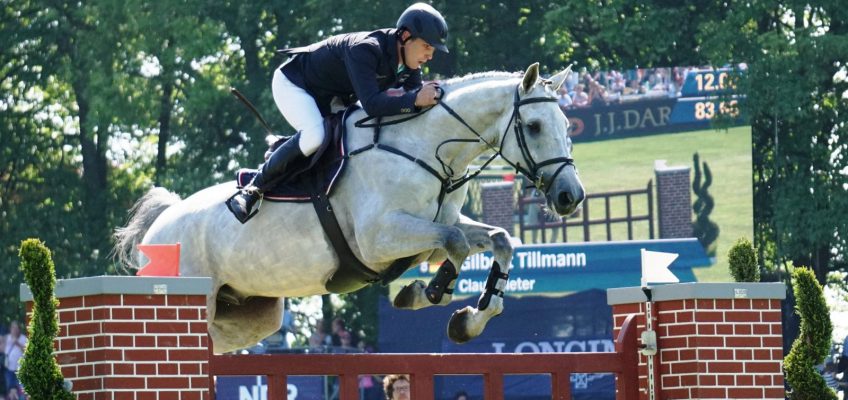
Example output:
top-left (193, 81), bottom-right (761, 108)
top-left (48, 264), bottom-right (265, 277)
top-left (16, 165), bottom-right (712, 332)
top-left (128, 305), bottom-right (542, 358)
top-left (358, 211), bottom-right (470, 311)
top-left (446, 214), bottom-right (515, 344)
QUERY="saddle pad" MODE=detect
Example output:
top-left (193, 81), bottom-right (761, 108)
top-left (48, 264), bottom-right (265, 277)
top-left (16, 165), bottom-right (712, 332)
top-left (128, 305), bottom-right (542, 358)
top-left (235, 109), bottom-right (351, 202)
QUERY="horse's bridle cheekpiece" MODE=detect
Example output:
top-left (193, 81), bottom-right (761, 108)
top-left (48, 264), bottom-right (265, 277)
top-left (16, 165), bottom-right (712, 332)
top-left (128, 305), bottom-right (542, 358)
top-left (438, 84), bottom-right (576, 193)
top-left (353, 81), bottom-right (576, 222)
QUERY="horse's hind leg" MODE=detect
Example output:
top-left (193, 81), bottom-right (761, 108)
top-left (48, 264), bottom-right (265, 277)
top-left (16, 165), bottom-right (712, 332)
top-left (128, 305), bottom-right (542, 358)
top-left (446, 215), bottom-right (514, 344)
top-left (393, 258), bottom-right (459, 310)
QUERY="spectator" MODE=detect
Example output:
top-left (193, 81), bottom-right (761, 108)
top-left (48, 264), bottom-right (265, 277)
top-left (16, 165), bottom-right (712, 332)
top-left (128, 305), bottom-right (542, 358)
top-left (4, 321), bottom-right (25, 399)
top-left (308, 318), bottom-right (330, 348)
top-left (571, 84), bottom-right (590, 108)
top-left (610, 75), bottom-right (626, 96)
top-left (565, 68), bottom-right (579, 92)
top-left (556, 87), bottom-right (572, 110)
top-left (331, 317), bottom-right (348, 347)
top-left (358, 344), bottom-right (382, 399)
top-left (338, 330), bottom-right (354, 349)
top-left (360, 373), bottom-right (381, 400)
top-left (819, 358), bottom-right (842, 393)
top-left (383, 374), bottom-right (411, 400)
top-left (840, 334), bottom-right (848, 397)
top-left (587, 79), bottom-right (608, 105)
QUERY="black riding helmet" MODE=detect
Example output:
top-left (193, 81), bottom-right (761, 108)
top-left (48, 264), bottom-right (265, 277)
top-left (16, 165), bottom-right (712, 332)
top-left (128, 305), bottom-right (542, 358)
top-left (396, 3), bottom-right (449, 53)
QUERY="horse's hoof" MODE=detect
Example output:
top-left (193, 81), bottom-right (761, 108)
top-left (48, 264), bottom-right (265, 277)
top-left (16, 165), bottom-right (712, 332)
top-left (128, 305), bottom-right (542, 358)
top-left (393, 280), bottom-right (426, 309)
top-left (447, 307), bottom-right (474, 344)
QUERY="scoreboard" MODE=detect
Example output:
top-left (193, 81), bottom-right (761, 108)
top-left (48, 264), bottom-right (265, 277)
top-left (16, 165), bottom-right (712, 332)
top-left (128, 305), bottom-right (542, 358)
top-left (567, 68), bottom-right (745, 142)
top-left (670, 68), bottom-right (743, 125)
top-left (680, 68), bottom-right (736, 97)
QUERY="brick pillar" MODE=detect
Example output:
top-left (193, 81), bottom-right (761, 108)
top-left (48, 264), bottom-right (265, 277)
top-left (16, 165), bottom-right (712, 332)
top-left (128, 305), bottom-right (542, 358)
top-left (607, 283), bottom-right (786, 400)
top-left (21, 276), bottom-right (212, 400)
top-left (480, 181), bottom-right (516, 235)
top-left (654, 160), bottom-right (693, 238)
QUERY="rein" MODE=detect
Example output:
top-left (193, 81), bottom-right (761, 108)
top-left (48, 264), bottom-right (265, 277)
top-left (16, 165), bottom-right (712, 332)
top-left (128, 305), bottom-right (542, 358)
top-left (347, 83), bottom-right (576, 219)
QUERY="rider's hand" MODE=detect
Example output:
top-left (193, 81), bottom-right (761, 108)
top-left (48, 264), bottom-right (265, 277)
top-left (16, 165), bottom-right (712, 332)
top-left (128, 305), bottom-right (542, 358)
top-left (415, 83), bottom-right (440, 108)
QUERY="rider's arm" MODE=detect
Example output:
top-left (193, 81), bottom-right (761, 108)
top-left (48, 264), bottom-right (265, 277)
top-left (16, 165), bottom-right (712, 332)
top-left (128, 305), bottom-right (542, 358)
top-left (402, 68), bottom-right (423, 92)
top-left (345, 41), bottom-right (418, 116)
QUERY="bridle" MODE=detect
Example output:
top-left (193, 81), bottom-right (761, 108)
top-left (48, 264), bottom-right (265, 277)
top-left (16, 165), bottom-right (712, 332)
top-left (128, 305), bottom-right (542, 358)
top-left (436, 83), bottom-right (576, 193)
top-left (352, 81), bottom-right (576, 218)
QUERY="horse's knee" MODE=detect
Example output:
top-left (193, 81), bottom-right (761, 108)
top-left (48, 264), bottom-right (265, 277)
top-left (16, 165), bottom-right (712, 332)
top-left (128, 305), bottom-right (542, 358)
top-left (443, 227), bottom-right (470, 262)
top-left (490, 229), bottom-right (513, 262)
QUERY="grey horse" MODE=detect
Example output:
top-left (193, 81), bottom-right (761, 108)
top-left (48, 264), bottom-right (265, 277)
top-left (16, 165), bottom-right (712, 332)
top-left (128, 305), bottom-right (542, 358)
top-left (114, 63), bottom-right (585, 353)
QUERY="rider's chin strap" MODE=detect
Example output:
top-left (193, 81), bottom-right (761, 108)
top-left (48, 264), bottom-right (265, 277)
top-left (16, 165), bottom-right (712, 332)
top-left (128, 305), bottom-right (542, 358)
top-left (397, 30), bottom-right (412, 73)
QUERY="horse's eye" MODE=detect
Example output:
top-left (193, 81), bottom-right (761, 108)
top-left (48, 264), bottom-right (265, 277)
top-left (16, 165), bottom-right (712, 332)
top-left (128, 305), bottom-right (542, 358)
top-left (527, 121), bottom-right (541, 134)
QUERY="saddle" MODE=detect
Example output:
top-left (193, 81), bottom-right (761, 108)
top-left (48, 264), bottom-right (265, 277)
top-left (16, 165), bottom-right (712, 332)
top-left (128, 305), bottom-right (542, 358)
top-left (235, 109), bottom-right (351, 202)
top-left (233, 106), bottom-right (408, 293)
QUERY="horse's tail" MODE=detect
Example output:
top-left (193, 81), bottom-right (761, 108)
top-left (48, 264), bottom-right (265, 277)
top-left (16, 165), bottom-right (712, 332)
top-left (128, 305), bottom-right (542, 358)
top-left (113, 187), bottom-right (182, 269)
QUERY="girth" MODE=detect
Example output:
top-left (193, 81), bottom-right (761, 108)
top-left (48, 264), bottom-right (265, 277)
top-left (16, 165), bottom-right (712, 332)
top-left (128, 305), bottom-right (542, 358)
top-left (310, 179), bottom-right (417, 293)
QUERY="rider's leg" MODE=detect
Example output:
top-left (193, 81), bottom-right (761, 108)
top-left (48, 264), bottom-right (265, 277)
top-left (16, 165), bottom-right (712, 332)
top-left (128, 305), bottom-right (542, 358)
top-left (227, 68), bottom-right (325, 223)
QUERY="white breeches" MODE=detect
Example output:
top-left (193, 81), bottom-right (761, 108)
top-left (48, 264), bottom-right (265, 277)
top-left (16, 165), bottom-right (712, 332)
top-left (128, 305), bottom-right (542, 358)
top-left (272, 68), bottom-right (325, 156)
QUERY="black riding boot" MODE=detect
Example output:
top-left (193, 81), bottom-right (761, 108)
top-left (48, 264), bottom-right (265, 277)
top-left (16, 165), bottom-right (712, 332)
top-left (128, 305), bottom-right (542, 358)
top-left (226, 136), bottom-right (305, 223)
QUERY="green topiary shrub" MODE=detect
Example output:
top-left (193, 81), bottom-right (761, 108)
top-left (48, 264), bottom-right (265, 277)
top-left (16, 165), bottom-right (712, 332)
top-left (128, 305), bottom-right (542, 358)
top-left (17, 239), bottom-right (75, 400)
top-left (784, 267), bottom-right (835, 399)
top-left (728, 237), bottom-right (760, 282)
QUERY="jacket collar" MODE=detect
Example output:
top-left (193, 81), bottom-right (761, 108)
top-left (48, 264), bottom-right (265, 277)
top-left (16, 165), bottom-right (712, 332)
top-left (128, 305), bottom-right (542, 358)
top-left (386, 28), bottom-right (401, 67)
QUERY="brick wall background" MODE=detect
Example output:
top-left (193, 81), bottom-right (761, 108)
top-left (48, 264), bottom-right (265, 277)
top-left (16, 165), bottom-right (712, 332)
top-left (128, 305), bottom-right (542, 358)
top-left (654, 160), bottom-right (693, 239)
top-left (608, 283), bottom-right (785, 400)
top-left (481, 181), bottom-right (516, 235)
top-left (22, 277), bottom-right (211, 400)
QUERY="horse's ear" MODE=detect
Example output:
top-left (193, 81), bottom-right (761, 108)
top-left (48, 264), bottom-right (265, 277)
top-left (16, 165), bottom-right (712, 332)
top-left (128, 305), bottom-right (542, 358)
top-left (550, 63), bottom-right (574, 92)
top-left (521, 63), bottom-right (540, 94)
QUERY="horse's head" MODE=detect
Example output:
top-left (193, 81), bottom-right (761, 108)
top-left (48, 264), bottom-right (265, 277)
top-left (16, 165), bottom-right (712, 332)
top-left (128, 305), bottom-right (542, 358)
top-left (498, 63), bottom-right (585, 216)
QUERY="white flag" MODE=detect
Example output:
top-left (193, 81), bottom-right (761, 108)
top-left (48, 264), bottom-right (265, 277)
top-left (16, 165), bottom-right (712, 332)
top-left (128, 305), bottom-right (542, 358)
top-left (641, 249), bottom-right (679, 287)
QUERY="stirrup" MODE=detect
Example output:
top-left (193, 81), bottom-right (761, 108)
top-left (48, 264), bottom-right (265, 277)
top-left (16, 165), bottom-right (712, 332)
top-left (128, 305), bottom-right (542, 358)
top-left (225, 190), bottom-right (263, 224)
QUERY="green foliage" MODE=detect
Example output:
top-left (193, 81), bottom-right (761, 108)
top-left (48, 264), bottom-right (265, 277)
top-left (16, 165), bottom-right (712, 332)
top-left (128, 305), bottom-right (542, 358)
top-left (784, 267), bottom-right (836, 399)
top-left (728, 238), bottom-right (759, 282)
top-left (3, 0), bottom-right (847, 354)
top-left (336, 285), bottom-right (388, 348)
top-left (692, 153), bottom-right (720, 257)
top-left (17, 239), bottom-right (74, 400)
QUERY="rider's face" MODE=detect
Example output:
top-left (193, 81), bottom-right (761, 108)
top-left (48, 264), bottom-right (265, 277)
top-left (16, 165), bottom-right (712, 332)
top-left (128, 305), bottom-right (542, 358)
top-left (402, 37), bottom-right (435, 70)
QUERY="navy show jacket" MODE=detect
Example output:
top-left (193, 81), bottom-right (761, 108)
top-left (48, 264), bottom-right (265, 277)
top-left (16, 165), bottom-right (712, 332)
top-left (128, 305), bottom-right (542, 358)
top-left (279, 28), bottom-right (422, 117)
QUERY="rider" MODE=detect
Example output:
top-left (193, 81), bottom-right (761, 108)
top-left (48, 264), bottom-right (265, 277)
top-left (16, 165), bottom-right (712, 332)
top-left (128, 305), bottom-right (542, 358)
top-left (227, 3), bottom-right (449, 223)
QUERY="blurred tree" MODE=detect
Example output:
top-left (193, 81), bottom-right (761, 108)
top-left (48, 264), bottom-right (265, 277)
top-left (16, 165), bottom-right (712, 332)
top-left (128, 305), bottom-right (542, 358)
top-left (544, 0), bottom-right (848, 284)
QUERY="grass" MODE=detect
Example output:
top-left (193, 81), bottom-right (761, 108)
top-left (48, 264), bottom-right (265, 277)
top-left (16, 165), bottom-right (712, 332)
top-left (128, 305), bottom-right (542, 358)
top-left (570, 126), bottom-right (753, 282)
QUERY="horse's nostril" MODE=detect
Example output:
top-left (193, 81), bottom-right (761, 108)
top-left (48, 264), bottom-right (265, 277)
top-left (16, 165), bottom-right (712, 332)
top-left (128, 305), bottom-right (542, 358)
top-left (558, 191), bottom-right (573, 206)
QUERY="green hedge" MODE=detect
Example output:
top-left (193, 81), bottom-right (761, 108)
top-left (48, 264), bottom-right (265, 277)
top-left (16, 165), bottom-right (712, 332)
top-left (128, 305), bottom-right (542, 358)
top-left (783, 267), bottom-right (835, 399)
top-left (17, 239), bottom-right (74, 400)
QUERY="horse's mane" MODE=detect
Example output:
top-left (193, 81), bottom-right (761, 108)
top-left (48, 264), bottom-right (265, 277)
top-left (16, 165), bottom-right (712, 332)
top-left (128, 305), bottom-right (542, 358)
top-left (441, 71), bottom-right (522, 91)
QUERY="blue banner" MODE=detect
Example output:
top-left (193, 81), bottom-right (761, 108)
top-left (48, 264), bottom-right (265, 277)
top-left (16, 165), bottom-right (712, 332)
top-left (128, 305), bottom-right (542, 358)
top-left (215, 375), bottom-right (325, 400)
top-left (378, 291), bottom-right (618, 400)
top-left (399, 238), bottom-right (711, 296)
